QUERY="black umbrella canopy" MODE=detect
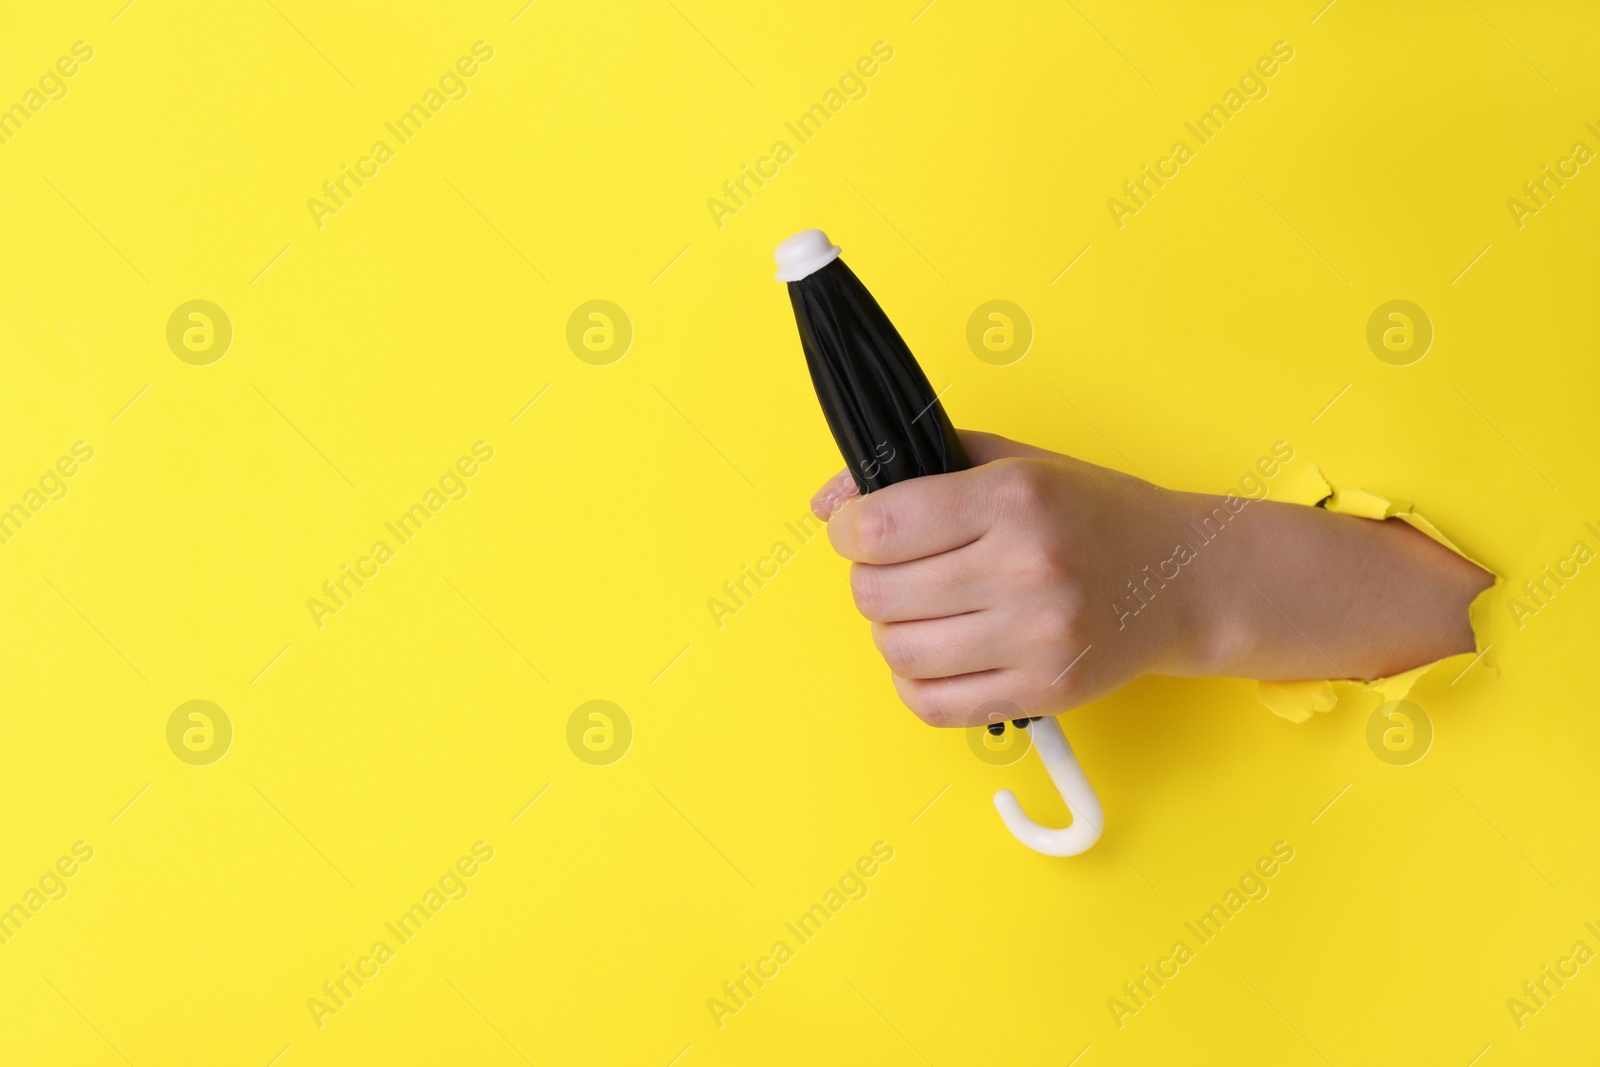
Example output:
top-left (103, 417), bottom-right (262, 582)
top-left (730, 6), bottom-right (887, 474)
top-left (777, 229), bottom-right (970, 494)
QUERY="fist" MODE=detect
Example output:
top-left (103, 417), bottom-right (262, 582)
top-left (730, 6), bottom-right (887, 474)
top-left (812, 431), bottom-right (1201, 728)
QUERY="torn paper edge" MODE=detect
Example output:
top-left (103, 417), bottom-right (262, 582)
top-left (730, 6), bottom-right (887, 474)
top-left (1258, 466), bottom-right (1501, 722)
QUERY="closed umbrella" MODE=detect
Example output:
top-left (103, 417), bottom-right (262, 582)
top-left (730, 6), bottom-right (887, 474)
top-left (776, 229), bottom-right (1103, 856)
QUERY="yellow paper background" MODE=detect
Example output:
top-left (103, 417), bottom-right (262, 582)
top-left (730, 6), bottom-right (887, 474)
top-left (2, 1), bottom-right (1597, 1063)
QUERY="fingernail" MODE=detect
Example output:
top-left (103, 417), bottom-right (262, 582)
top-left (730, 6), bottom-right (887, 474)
top-left (812, 480), bottom-right (860, 520)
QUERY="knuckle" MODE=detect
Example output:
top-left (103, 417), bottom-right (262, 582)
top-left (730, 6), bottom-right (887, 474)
top-left (1006, 540), bottom-right (1069, 587)
top-left (1016, 546), bottom-right (1058, 584)
top-left (1057, 581), bottom-right (1088, 621)
top-left (849, 565), bottom-right (887, 620)
top-left (992, 459), bottom-right (1050, 514)
top-left (875, 625), bottom-right (921, 676)
top-left (857, 499), bottom-right (897, 560)
top-left (907, 684), bottom-right (947, 727)
top-left (1034, 606), bottom-right (1073, 651)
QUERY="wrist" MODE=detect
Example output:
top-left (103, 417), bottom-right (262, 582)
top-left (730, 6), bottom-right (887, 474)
top-left (1160, 489), bottom-right (1268, 678)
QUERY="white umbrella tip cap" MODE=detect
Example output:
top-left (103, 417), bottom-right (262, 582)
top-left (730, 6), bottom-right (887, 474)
top-left (774, 229), bottom-right (842, 282)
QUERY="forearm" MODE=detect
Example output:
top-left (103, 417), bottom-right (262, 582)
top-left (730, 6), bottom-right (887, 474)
top-left (1177, 492), bottom-right (1494, 682)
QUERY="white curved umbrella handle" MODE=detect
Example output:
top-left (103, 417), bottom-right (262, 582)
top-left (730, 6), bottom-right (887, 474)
top-left (993, 716), bottom-right (1103, 856)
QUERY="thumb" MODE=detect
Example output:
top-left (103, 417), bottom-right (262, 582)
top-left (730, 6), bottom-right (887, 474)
top-left (809, 466), bottom-right (861, 521)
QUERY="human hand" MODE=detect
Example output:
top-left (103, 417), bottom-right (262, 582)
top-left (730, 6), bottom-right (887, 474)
top-left (811, 430), bottom-right (1491, 728)
top-left (811, 431), bottom-right (1208, 727)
